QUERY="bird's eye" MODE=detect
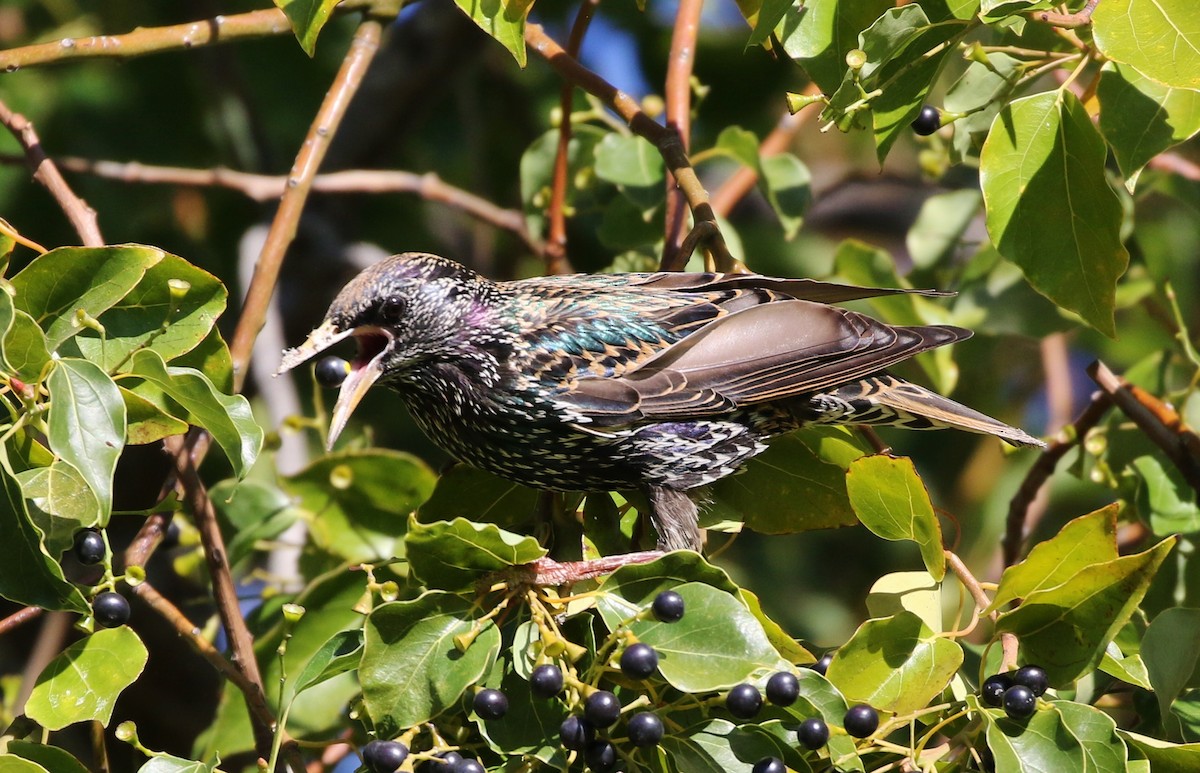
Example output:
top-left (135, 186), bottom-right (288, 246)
top-left (379, 295), bottom-right (407, 322)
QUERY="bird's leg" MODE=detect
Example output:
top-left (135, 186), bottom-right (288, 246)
top-left (645, 485), bottom-right (703, 552)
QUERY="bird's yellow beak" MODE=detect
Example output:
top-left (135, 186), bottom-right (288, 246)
top-left (276, 320), bottom-right (393, 450)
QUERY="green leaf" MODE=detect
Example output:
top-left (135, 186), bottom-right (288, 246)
top-left (291, 629), bottom-right (365, 696)
top-left (980, 0), bottom-right (1052, 21)
top-left (0, 447), bottom-right (88, 612)
top-left (361, 592), bottom-right (502, 734)
top-left (273, 0), bottom-right (338, 56)
top-left (1099, 643), bottom-right (1153, 690)
top-left (283, 449), bottom-right (435, 562)
top-left (984, 698), bottom-right (1127, 772)
top-left (945, 52), bottom-right (1021, 163)
top-left (1056, 700), bottom-right (1130, 771)
top-left (996, 536), bottom-right (1176, 684)
top-left (709, 427), bottom-right (868, 534)
top-left (126, 348), bottom-right (261, 478)
top-left (25, 627), bottom-right (148, 730)
top-left (775, 0), bottom-right (893, 93)
top-left (138, 756), bottom-right (220, 773)
top-left (594, 133), bottom-right (665, 213)
top-left (759, 153), bottom-right (811, 239)
top-left (122, 386), bottom-right (188, 445)
top-left (905, 189), bottom-right (983, 269)
top-left (1143, 607), bottom-right (1200, 731)
top-left (596, 551), bottom-right (741, 630)
top-left (1098, 63), bottom-right (1200, 188)
top-left (714, 127), bottom-right (761, 171)
top-left (16, 461), bottom-right (100, 557)
top-left (3, 310), bottom-right (51, 383)
top-left (418, 464), bottom-right (538, 528)
top-left (454, 0), bottom-right (534, 66)
top-left (477, 653), bottom-right (567, 766)
top-left (980, 90), bottom-right (1130, 337)
top-left (6, 742), bottom-right (89, 773)
top-left (990, 504), bottom-right (1120, 612)
top-left (739, 588), bottom-right (815, 664)
top-left (1121, 731), bottom-right (1200, 772)
top-left (738, 0), bottom-right (794, 48)
top-left (405, 517), bottom-right (547, 591)
top-left (826, 610), bottom-right (962, 714)
top-left (1132, 455), bottom-right (1200, 536)
top-left (866, 571), bottom-right (943, 633)
top-left (1093, 0), bottom-right (1200, 91)
top-left (62, 252), bottom-right (227, 373)
top-left (625, 582), bottom-right (789, 692)
top-left (846, 455), bottom-right (945, 581)
top-left (211, 479), bottom-right (299, 569)
top-left (520, 126), bottom-right (608, 237)
top-left (46, 359), bottom-right (124, 521)
top-left (10, 245), bottom-right (163, 350)
top-left (0, 757), bottom-right (49, 773)
top-left (663, 719), bottom-right (811, 773)
top-left (781, 672), bottom-right (863, 770)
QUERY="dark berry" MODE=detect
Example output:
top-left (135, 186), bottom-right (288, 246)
top-left (560, 715), bottom-right (595, 750)
top-left (455, 760), bottom-right (485, 773)
top-left (619, 643), bottom-right (659, 679)
top-left (473, 688), bottom-right (508, 720)
top-left (725, 683), bottom-right (763, 719)
top-left (651, 590), bottom-right (685, 622)
top-left (1013, 665), bottom-right (1048, 697)
top-left (810, 652), bottom-right (833, 676)
top-left (584, 739), bottom-right (619, 772)
top-left (911, 105), bottom-right (941, 136)
top-left (797, 717), bottom-right (829, 749)
top-left (73, 529), bottom-right (105, 565)
top-left (530, 664), bottom-right (564, 698)
top-left (765, 671), bottom-right (799, 706)
top-left (844, 704), bottom-right (879, 738)
top-left (92, 592), bottom-right (130, 628)
top-left (584, 690), bottom-right (621, 728)
top-left (418, 751), bottom-right (462, 773)
top-left (751, 757), bottom-right (785, 773)
top-left (626, 711), bottom-right (664, 747)
top-left (1003, 685), bottom-right (1037, 719)
top-left (362, 740), bottom-right (409, 773)
top-left (315, 356), bottom-right (350, 388)
top-left (980, 673), bottom-right (1013, 707)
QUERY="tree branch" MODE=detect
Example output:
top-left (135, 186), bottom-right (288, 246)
top-left (1035, 0), bottom-right (1099, 28)
top-left (0, 99), bottom-right (103, 246)
top-left (229, 17), bottom-right (383, 393)
top-left (944, 550), bottom-right (1018, 670)
top-left (525, 23), bottom-right (742, 273)
top-left (0, 605), bottom-right (43, 637)
top-left (661, 0), bottom-right (703, 269)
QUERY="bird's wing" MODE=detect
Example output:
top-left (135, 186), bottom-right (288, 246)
top-left (562, 300), bottom-right (971, 426)
top-left (627, 271), bottom-right (954, 303)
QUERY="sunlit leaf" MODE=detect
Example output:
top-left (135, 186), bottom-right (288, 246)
top-left (1093, 0), bottom-right (1200, 91)
top-left (25, 627), bottom-right (148, 730)
top-left (1098, 63), bottom-right (1200, 188)
top-left (405, 517), bottom-right (546, 591)
top-left (454, 0), bottom-right (534, 66)
top-left (273, 0), bottom-right (339, 56)
top-left (846, 455), bottom-right (945, 581)
top-left (46, 359), bottom-right (124, 521)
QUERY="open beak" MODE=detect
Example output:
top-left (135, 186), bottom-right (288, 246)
top-left (276, 320), bottom-right (394, 450)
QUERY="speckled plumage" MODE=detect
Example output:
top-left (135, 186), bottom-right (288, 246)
top-left (279, 253), bottom-right (1043, 551)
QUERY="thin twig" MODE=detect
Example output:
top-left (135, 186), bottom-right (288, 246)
top-left (1003, 391), bottom-right (1112, 566)
top-left (0, 606), bottom-right (43, 636)
top-left (661, 0), bottom-right (704, 269)
top-left (229, 18), bottom-right (383, 393)
top-left (945, 550), bottom-right (1018, 670)
top-left (0, 99), bottom-right (103, 246)
top-left (525, 24), bottom-right (742, 273)
top-left (516, 551), bottom-right (664, 585)
top-left (1035, 0), bottom-right (1099, 28)
top-left (545, 0), bottom-right (599, 275)
top-left (1148, 151), bottom-right (1200, 181)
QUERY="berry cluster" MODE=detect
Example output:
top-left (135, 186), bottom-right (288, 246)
top-left (72, 528), bottom-right (132, 628)
top-left (979, 664), bottom-right (1048, 719)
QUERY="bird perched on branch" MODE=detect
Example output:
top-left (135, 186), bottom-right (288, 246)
top-left (278, 253), bottom-right (1042, 551)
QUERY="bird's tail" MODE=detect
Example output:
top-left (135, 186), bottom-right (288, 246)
top-left (646, 485), bottom-right (704, 551)
top-left (809, 374), bottom-right (1045, 448)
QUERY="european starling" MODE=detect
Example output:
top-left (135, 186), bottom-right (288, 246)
top-left (277, 253), bottom-right (1042, 551)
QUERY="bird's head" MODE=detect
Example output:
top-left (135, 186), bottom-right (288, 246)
top-left (276, 252), bottom-right (491, 447)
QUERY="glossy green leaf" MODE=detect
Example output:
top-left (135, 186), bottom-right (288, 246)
top-left (714, 126), bottom-right (761, 171)
top-left (138, 756), bottom-right (220, 773)
top-left (781, 671), bottom-right (862, 770)
top-left (710, 428), bottom-right (868, 534)
top-left (418, 464), bottom-right (538, 527)
top-left (1057, 700), bottom-right (1129, 770)
top-left (738, 0), bottom-right (793, 47)
top-left (361, 592), bottom-right (502, 735)
top-left (1143, 607), bottom-right (1200, 728)
top-left (980, 90), bottom-right (1129, 337)
top-left (595, 550), bottom-right (740, 631)
top-left (6, 742), bottom-right (89, 773)
top-left (906, 189), bottom-right (983, 269)
top-left (996, 536), bottom-right (1175, 684)
top-left (126, 348), bottom-right (261, 478)
top-left (866, 571), bottom-right (942, 634)
top-left (1098, 63), bottom-right (1200, 188)
top-left (1093, 0), bottom-right (1200, 91)
top-left (775, 0), bottom-right (893, 93)
top-left (16, 460), bottom-right (100, 556)
top-left (3, 310), bottom-right (51, 383)
top-left (273, 0), bottom-right (338, 56)
top-left (405, 517), bottom-right (546, 591)
top-left (979, 0), bottom-right (1052, 20)
top-left (0, 447), bottom-right (88, 612)
top-left (946, 52), bottom-right (1021, 163)
top-left (594, 133), bottom-right (664, 215)
top-left (740, 588), bottom-right (815, 664)
top-left (520, 126), bottom-right (607, 237)
top-left (0, 291), bottom-right (13, 363)
top-left (25, 627), bottom-right (148, 730)
top-left (759, 153), bottom-right (811, 239)
top-left (985, 698), bottom-right (1127, 772)
top-left (1132, 455), bottom-right (1200, 536)
top-left (46, 359), bottom-right (124, 520)
top-left (292, 628), bottom-right (364, 696)
top-left (477, 653), bottom-right (567, 766)
top-left (10, 245), bottom-right (163, 349)
top-left (284, 449), bottom-right (435, 562)
top-left (1099, 643), bottom-right (1153, 690)
top-left (0, 757), bottom-right (49, 773)
top-left (1121, 731), bottom-right (1200, 772)
top-left (627, 582), bottom-right (789, 692)
top-left (122, 386), bottom-right (188, 445)
top-left (454, 0), bottom-right (534, 66)
top-left (846, 455), bottom-right (945, 581)
top-left (171, 325), bottom-right (233, 393)
top-left (826, 611), bottom-right (962, 714)
top-left (663, 719), bottom-right (811, 773)
top-left (211, 478), bottom-right (299, 568)
top-left (62, 252), bottom-right (227, 372)
top-left (990, 504), bottom-right (1120, 612)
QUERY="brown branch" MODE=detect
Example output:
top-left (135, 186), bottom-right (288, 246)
top-left (1, 155), bottom-right (541, 254)
top-left (544, 0), bottom-right (599, 275)
top-left (516, 551), bottom-right (664, 585)
top-left (1003, 391), bottom-right (1112, 567)
top-left (661, 0), bottom-right (703, 269)
top-left (1041, 333), bottom-right (1074, 435)
top-left (0, 605), bottom-right (43, 636)
top-left (229, 17), bottom-right (383, 394)
top-left (1148, 151), bottom-right (1200, 181)
top-left (1035, 0), bottom-right (1099, 28)
top-left (165, 434), bottom-right (274, 760)
top-left (0, 99), bottom-right (103, 246)
top-left (1088, 360), bottom-right (1200, 493)
top-left (945, 550), bottom-right (1018, 670)
top-left (710, 107), bottom-right (808, 219)
top-left (525, 24), bottom-right (742, 273)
